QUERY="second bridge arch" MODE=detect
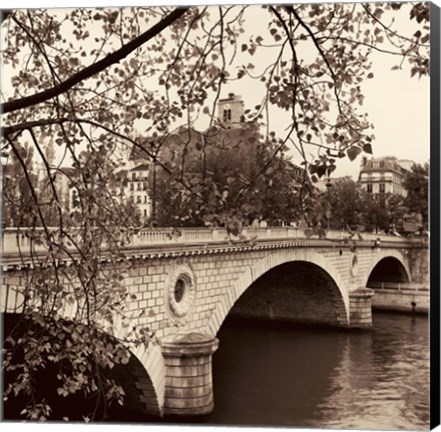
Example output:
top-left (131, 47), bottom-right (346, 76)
top-left (229, 260), bottom-right (347, 327)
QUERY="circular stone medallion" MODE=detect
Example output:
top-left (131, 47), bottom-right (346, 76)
top-left (166, 262), bottom-right (196, 324)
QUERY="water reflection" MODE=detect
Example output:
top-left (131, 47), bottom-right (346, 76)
top-left (207, 313), bottom-right (429, 430)
top-left (206, 319), bottom-right (347, 427)
top-left (4, 312), bottom-right (428, 427)
top-left (316, 315), bottom-right (429, 429)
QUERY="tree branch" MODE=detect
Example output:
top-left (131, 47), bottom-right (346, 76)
top-left (284, 5), bottom-right (342, 115)
top-left (1, 9), bottom-right (13, 24)
top-left (2, 7), bottom-right (188, 114)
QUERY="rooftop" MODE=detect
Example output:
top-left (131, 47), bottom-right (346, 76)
top-left (360, 157), bottom-right (409, 175)
top-left (130, 163), bottom-right (150, 171)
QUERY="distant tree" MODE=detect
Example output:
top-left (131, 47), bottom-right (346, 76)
top-left (321, 178), bottom-right (365, 231)
top-left (403, 162), bottom-right (429, 225)
top-left (309, 182), bottom-right (409, 234)
top-left (153, 123), bottom-right (302, 228)
top-left (360, 192), bottom-right (404, 233)
top-left (383, 193), bottom-right (408, 231)
top-left (255, 155), bottom-right (303, 226)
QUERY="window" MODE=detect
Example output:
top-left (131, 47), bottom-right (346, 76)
top-left (379, 161), bottom-right (384, 168)
top-left (132, 172), bottom-right (136, 180)
top-left (137, 196), bottom-right (141, 203)
top-left (367, 184), bottom-right (373, 193)
top-left (137, 183), bottom-right (141, 191)
top-left (223, 108), bottom-right (231, 121)
top-left (143, 183), bottom-right (147, 190)
top-left (130, 183), bottom-right (134, 191)
top-left (144, 196), bottom-right (147, 204)
top-left (144, 209), bottom-right (147, 217)
top-left (71, 190), bottom-right (79, 208)
top-left (379, 183), bottom-right (385, 193)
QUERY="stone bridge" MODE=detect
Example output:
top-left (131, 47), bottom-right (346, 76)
top-left (1, 227), bottom-right (429, 418)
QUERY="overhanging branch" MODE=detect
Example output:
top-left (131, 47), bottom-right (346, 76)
top-left (2, 7), bottom-right (188, 114)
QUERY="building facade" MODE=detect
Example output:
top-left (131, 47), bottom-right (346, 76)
top-left (217, 93), bottom-right (245, 128)
top-left (358, 157), bottom-right (409, 197)
top-left (127, 164), bottom-right (151, 220)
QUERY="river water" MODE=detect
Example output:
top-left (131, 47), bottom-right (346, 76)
top-left (5, 312), bottom-right (428, 428)
top-left (203, 312), bottom-right (429, 430)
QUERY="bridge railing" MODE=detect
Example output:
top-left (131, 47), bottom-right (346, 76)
top-left (1, 226), bottom-right (427, 256)
top-left (367, 281), bottom-right (429, 292)
top-left (1, 227), bottom-right (48, 254)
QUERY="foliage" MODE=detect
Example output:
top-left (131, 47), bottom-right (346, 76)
top-left (361, 192), bottom-right (399, 233)
top-left (320, 178), bottom-right (365, 231)
top-left (2, 143), bottom-right (38, 227)
top-left (152, 123), bottom-right (302, 227)
top-left (0, 2), bottom-right (429, 421)
top-left (2, 143), bottom-right (150, 421)
top-left (403, 162), bottom-right (429, 225)
top-left (310, 178), bottom-right (418, 235)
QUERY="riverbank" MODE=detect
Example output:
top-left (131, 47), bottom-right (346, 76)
top-left (370, 284), bottom-right (429, 314)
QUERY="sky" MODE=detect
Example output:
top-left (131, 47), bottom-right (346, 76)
top-left (331, 50), bottom-right (430, 178)
top-left (325, 30), bottom-right (430, 178)
top-left (199, 29), bottom-right (430, 179)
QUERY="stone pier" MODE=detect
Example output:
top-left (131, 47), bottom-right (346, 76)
top-left (161, 333), bottom-right (219, 416)
top-left (349, 288), bottom-right (375, 328)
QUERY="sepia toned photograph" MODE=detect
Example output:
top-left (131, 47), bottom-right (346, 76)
top-left (0, 0), bottom-right (438, 430)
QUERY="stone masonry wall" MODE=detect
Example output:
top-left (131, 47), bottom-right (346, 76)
top-left (404, 247), bottom-right (429, 285)
top-left (2, 244), bottom-right (424, 338)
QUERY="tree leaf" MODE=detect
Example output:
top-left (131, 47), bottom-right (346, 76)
top-left (304, 228), bottom-right (314, 238)
top-left (363, 143), bottom-right (373, 154)
top-left (347, 146), bottom-right (362, 161)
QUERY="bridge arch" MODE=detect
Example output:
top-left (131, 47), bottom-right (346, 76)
top-left (362, 249), bottom-right (411, 289)
top-left (112, 342), bottom-right (164, 416)
top-left (206, 249), bottom-right (350, 336)
top-left (57, 293), bottom-right (165, 417)
top-left (2, 307), bottom-right (164, 419)
top-left (99, 316), bottom-right (164, 417)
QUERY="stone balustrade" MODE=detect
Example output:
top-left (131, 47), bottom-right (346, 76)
top-left (1, 226), bottom-right (426, 256)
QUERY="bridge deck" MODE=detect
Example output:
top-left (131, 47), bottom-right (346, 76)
top-left (1, 226), bottom-right (427, 269)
